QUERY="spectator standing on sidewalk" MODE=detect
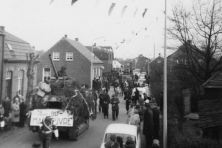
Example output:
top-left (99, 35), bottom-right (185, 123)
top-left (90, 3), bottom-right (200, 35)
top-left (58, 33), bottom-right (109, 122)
top-left (0, 103), bottom-right (5, 130)
top-left (19, 98), bottom-right (27, 127)
top-left (151, 103), bottom-right (160, 147)
top-left (2, 96), bottom-right (11, 121)
top-left (11, 97), bottom-right (20, 127)
top-left (129, 109), bottom-right (140, 129)
top-left (143, 100), bottom-right (154, 148)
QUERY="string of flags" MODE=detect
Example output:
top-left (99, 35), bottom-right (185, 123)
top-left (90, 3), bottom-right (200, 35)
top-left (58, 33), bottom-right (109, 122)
top-left (121, 5), bottom-right (128, 17)
top-left (50, 0), bottom-right (78, 5)
top-left (49, 0), bottom-right (148, 18)
top-left (108, 3), bottom-right (116, 16)
top-left (71, 0), bottom-right (78, 5)
top-left (108, 3), bottom-right (148, 18)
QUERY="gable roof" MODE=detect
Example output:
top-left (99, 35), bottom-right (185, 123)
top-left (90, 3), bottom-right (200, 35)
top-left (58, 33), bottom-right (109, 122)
top-left (150, 56), bottom-right (164, 64)
top-left (65, 38), bottom-right (103, 64)
top-left (202, 72), bottom-right (222, 88)
top-left (85, 46), bottom-right (114, 61)
top-left (4, 31), bottom-right (34, 61)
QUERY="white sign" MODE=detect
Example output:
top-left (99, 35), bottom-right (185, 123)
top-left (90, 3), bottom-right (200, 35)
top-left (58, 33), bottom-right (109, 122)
top-left (30, 109), bottom-right (73, 127)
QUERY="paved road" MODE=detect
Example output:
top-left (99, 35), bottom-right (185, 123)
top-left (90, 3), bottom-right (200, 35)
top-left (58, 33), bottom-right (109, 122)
top-left (0, 88), bottom-right (145, 148)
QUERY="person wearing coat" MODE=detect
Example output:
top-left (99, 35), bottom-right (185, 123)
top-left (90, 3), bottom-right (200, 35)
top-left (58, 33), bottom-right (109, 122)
top-left (110, 94), bottom-right (120, 121)
top-left (11, 97), bottom-right (20, 127)
top-left (19, 98), bottom-right (27, 127)
top-left (151, 104), bottom-right (160, 147)
top-left (2, 96), bottom-right (11, 118)
top-left (143, 100), bottom-right (154, 148)
top-left (129, 109), bottom-right (140, 129)
top-left (102, 91), bottom-right (110, 119)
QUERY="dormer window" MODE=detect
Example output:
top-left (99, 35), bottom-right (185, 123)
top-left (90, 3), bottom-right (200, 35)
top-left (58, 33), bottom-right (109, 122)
top-left (6, 43), bottom-right (13, 51)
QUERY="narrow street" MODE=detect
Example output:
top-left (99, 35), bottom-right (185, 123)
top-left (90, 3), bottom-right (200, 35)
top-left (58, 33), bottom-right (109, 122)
top-left (0, 88), bottom-right (144, 148)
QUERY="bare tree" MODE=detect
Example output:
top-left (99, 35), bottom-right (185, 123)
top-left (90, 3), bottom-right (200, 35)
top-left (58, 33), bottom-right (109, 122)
top-left (168, 0), bottom-right (222, 83)
top-left (26, 53), bottom-right (39, 109)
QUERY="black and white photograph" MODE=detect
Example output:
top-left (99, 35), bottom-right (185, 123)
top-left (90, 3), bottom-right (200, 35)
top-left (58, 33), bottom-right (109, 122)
top-left (0, 0), bottom-right (222, 148)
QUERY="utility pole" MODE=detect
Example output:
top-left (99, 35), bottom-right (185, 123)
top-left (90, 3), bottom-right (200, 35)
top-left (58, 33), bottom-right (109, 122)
top-left (0, 26), bottom-right (5, 103)
top-left (163, 0), bottom-right (168, 147)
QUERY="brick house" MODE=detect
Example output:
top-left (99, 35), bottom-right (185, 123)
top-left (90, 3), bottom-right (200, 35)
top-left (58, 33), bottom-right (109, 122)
top-left (134, 54), bottom-right (150, 73)
top-left (0, 27), bottom-right (37, 100)
top-left (86, 45), bottom-right (113, 73)
top-left (37, 36), bottom-right (103, 87)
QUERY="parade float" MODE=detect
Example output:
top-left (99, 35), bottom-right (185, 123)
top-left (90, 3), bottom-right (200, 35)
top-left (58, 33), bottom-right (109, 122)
top-left (28, 78), bottom-right (96, 140)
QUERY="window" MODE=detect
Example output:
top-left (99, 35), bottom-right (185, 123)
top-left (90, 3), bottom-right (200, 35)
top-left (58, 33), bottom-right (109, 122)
top-left (43, 67), bottom-right (51, 82)
top-left (18, 70), bottom-right (24, 95)
top-left (5, 71), bottom-right (13, 98)
top-left (66, 52), bottom-right (73, 61)
top-left (52, 52), bottom-right (60, 61)
top-left (6, 43), bottom-right (13, 51)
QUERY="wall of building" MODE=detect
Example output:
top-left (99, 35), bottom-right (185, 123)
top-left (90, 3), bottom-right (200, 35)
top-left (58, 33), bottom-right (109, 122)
top-left (37, 39), bottom-right (92, 87)
top-left (2, 62), bottom-right (37, 101)
top-left (102, 60), bottom-right (112, 73)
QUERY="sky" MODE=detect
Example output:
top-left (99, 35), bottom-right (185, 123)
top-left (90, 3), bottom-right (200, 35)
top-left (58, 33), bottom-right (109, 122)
top-left (0, 0), bottom-right (192, 59)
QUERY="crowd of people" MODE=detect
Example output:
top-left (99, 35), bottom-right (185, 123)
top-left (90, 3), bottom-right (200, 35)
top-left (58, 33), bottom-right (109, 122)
top-left (0, 91), bottom-right (27, 131)
top-left (101, 72), bottom-right (160, 148)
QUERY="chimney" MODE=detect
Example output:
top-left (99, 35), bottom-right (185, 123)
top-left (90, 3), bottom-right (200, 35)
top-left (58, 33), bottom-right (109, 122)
top-left (75, 38), bottom-right (79, 41)
top-left (187, 40), bottom-right (192, 45)
top-left (0, 26), bottom-right (5, 34)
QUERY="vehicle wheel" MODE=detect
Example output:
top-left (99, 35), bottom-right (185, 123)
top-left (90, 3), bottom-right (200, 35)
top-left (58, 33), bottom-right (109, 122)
top-left (68, 127), bottom-right (78, 141)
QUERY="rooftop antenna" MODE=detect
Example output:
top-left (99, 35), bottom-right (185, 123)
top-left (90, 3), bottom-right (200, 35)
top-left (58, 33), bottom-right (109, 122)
top-left (153, 44), bottom-right (156, 59)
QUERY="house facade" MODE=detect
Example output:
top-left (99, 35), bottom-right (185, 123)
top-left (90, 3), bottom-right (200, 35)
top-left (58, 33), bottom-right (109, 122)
top-left (0, 27), bottom-right (37, 100)
top-left (86, 45), bottom-right (114, 74)
top-left (134, 54), bottom-right (150, 73)
top-left (37, 36), bottom-right (103, 88)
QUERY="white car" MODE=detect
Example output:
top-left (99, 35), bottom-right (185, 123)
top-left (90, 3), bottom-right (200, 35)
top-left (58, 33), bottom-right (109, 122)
top-left (100, 123), bottom-right (141, 148)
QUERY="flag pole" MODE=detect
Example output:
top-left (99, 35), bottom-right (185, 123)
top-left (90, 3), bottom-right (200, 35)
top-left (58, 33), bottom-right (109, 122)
top-left (163, 0), bottom-right (168, 147)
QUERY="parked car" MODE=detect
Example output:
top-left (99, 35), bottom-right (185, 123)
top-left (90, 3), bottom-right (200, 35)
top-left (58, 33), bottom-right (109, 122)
top-left (100, 123), bottom-right (141, 148)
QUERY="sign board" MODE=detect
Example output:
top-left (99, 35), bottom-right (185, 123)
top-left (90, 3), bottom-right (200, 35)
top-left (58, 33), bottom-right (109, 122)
top-left (30, 109), bottom-right (73, 127)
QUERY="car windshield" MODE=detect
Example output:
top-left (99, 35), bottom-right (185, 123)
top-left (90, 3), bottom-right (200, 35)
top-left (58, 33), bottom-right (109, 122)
top-left (104, 133), bottom-right (136, 147)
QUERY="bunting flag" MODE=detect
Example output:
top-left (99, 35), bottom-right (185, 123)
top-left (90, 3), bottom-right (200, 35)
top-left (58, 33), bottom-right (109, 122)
top-left (133, 8), bottom-right (138, 17)
top-left (49, 0), bottom-right (54, 4)
top-left (108, 3), bottom-right (116, 16)
top-left (71, 0), bottom-right (78, 5)
top-left (120, 39), bottom-right (125, 44)
top-left (121, 5), bottom-right (128, 17)
top-left (142, 8), bottom-right (148, 18)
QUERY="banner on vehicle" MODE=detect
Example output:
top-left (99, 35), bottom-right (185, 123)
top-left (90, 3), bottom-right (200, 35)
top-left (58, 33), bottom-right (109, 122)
top-left (30, 109), bottom-right (73, 127)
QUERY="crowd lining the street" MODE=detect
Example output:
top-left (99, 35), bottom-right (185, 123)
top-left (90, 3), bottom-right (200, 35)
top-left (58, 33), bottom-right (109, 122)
top-left (92, 72), bottom-right (160, 148)
top-left (0, 71), bottom-right (160, 148)
top-left (0, 91), bottom-right (27, 131)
